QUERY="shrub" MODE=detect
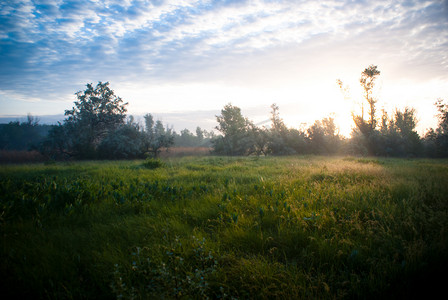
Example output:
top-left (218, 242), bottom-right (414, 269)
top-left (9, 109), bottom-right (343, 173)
top-left (142, 157), bottom-right (165, 169)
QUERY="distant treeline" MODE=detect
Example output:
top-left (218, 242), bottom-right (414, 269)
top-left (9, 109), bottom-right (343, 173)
top-left (0, 115), bottom-right (53, 151)
top-left (1, 66), bottom-right (447, 161)
top-left (0, 116), bottom-right (212, 154)
top-left (209, 66), bottom-right (447, 158)
top-left (211, 101), bottom-right (447, 158)
top-left (212, 67), bottom-right (447, 158)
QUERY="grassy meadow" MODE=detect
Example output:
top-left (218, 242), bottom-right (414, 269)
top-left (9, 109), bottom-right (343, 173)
top-left (1, 156), bottom-right (447, 299)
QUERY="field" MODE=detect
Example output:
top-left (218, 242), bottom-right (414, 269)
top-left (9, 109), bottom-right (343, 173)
top-left (1, 156), bottom-right (447, 299)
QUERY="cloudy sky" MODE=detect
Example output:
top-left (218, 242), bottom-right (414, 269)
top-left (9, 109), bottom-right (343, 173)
top-left (1, 0), bottom-right (447, 135)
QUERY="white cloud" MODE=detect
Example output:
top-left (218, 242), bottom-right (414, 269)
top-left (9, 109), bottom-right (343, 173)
top-left (1, 0), bottom-right (448, 134)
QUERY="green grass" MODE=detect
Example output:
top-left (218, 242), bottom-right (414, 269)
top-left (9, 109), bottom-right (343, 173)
top-left (1, 156), bottom-right (447, 299)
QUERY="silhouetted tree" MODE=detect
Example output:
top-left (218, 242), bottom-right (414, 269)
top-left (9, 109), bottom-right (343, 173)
top-left (60, 82), bottom-right (128, 158)
top-left (339, 65), bottom-right (389, 155)
top-left (40, 82), bottom-right (129, 159)
top-left (307, 116), bottom-right (341, 155)
top-left (424, 99), bottom-right (448, 157)
top-left (424, 128), bottom-right (438, 156)
top-left (394, 107), bottom-right (421, 155)
top-left (358, 65), bottom-right (380, 133)
top-left (362, 106), bottom-right (422, 157)
top-left (435, 99), bottom-right (448, 135)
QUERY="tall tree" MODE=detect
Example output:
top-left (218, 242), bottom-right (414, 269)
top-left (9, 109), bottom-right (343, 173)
top-left (394, 107), bottom-right (418, 136)
top-left (63, 82), bottom-right (128, 158)
top-left (41, 82), bottom-right (128, 159)
top-left (270, 103), bottom-right (288, 134)
top-left (267, 103), bottom-right (296, 155)
top-left (213, 104), bottom-right (253, 155)
top-left (353, 65), bottom-right (381, 137)
top-left (435, 98), bottom-right (448, 135)
top-left (425, 99), bottom-right (448, 157)
top-left (391, 107), bottom-right (421, 156)
top-left (340, 65), bottom-right (381, 155)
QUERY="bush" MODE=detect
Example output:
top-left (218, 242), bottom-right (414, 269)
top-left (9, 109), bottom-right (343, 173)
top-left (142, 157), bottom-right (165, 169)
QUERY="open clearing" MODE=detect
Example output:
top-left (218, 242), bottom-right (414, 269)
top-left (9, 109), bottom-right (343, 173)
top-left (1, 156), bottom-right (447, 299)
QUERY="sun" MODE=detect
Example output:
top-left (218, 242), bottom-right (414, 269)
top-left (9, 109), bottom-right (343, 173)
top-left (332, 93), bottom-right (357, 138)
top-left (280, 82), bottom-right (356, 137)
top-left (317, 85), bottom-right (356, 137)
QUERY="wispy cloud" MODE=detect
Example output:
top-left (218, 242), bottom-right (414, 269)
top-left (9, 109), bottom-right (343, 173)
top-left (1, 0), bottom-right (447, 132)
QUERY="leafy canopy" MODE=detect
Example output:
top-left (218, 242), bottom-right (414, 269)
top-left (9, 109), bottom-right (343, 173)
top-left (65, 81), bottom-right (128, 134)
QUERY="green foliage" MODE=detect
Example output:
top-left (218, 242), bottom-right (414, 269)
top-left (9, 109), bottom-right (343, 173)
top-left (38, 84), bottom-right (176, 160)
top-left (64, 82), bottom-right (128, 159)
top-left (40, 82), bottom-right (129, 159)
top-left (1, 157), bottom-right (447, 298)
top-left (248, 123), bottom-right (269, 156)
top-left (97, 122), bottom-right (145, 159)
top-left (10, 74), bottom-right (442, 160)
top-left (307, 116), bottom-right (341, 155)
top-left (212, 103), bottom-right (309, 156)
top-left (142, 157), bottom-right (165, 169)
top-left (111, 236), bottom-right (219, 299)
top-left (210, 100), bottom-right (427, 157)
top-left (213, 103), bottom-right (254, 155)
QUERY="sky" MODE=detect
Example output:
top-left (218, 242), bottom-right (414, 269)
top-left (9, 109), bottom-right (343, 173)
top-left (1, 0), bottom-right (447, 136)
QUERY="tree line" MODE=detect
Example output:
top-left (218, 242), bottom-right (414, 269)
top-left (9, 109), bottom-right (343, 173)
top-left (212, 65), bottom-right (447, 158)
top-left (1, 66), bottom-right (447, 160)
top-left (0, 115), bottom-right (53, 151)
top-left (1, 82), bottom-right (213, 160)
